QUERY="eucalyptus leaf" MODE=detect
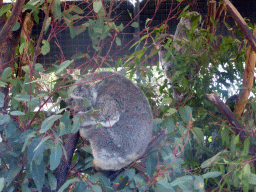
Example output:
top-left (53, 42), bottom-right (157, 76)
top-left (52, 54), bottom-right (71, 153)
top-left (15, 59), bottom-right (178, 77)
top-left (41, 40), bottom-right (50, 55)
top-left (50, 144), bottom-right (62, 171)
top-left (93, 1), bottom-right (102, 13)
top-left (47, 172), bottom-right (57, 190)
top-left (58, 178), bottom-right (80, 192)
top-left (31, 160), bottom-right (45, 190)
top-left (55, 60), bottom-right (74, 75)
top-left (12, 22), bottom-right (20, 31)
top-left (1, 67), bottom-right (12, 80)
top-left (0, 92), bottom-right (4, 108)
top-left (51, 0), bottom-right (61, 20)
top-left (40, 115), bottom-right (62, 133)
top-left (0, 4), bottom-right (12, 16)
top-left (0, 177), bottom-right (4, 192)
top-left (6, 165), bottom-right (22, 187)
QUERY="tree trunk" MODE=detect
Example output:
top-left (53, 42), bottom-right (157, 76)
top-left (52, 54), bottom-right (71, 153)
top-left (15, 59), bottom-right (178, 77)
top-left (0, 0), bottom-right (25, 111)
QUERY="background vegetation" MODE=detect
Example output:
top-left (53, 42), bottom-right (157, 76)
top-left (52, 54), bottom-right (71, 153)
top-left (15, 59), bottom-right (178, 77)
top-left (0, 0), bottom-right (256, 191)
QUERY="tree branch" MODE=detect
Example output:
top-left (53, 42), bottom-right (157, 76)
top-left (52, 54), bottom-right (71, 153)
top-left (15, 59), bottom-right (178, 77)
top-left (206, 0), bottom-right (216, 34)
top-left (206, 93), bottom-right (255, 155)
top-left (0, 0), bottom-right (25, 45)
top-left (223, 0), bottom-right (256, 52)
top-left (234, 24), bottom-right (256, 116)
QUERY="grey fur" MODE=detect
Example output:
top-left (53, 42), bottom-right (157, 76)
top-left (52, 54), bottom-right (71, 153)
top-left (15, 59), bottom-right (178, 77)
top-left (158, 11), bottom-right (201, 78)
top-left (157, 12), bottom-right (201, 101)
top-left (67, 72), bottom-right (153, 171)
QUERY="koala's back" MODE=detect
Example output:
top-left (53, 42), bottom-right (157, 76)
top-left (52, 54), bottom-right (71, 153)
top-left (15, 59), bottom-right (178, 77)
top-left (77, 72), bottom-right (153, 170)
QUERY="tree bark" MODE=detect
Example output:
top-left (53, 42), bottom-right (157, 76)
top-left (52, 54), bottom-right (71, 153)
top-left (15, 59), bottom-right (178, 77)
top-left (0, 0), bottom-right (25, 111)
top-left (206, 0), bottom-right (216, 34)
top-left (234, 24), bottom-right (256, 116)
top-left (223, 0), bottom-right (256, 52)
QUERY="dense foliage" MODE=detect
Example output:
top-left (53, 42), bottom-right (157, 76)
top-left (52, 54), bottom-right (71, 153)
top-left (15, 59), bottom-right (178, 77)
top-left (0, 0), bottom-right (256, 191)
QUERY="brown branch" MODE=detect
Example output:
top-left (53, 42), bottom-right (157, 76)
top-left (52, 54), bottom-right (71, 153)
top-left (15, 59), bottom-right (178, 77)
top-left (206, 94), bottom-right (255, 155)
top-left (206, 0), bottom-right (216, 34)
top-left (223, 0), bottom-right (256, 52)
top-left (0, 0), bottom-right (25, 45)
top-left (206, 94), bottom-right (244, 137)
top-left (55, 132), bottom-right (80, 191)
top-left (215, 3), bottom-right (224, 24)
top-left (234, 24), bottom-right (256, 116)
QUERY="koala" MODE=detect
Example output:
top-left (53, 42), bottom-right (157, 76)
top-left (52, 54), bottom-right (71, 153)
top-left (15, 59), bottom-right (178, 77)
top-left (157, 12), bottom-right (201, 100)
top-left (67, 71), bottom-right (153, 171)
top-left (158, 12), bottom-right (201, 76)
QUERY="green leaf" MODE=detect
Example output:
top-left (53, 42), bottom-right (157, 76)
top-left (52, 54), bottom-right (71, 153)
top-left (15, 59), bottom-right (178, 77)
top-left (6, 165), bottom-right (22, 187)
top-left (1, 67), bottom-right (13, 80)
top-left (145, 154), bottom-right (157, 178)
top-left (44, 17), bottom-right (52, 34)
top-left (0, 81), bottom-right (7, 87)
top-left (51, 0), bottom-right (61, 20)
top-left (12, 22), bottom-right (20, 31)
top-left (179, 106), bottom-right (192, 123)
top-left (0, 4), bottom-right (12, 17)
top-left (178, 5), bottom-right (190, 19)
top-left (131, 22), bottom-right (139, 28)
top-left (191, 127), bottom-right (204, 146)
top-left (193, 176), bottom-right (204, 190)
top-left (124, 169), bottom-right (135, 181)
top-left (91, 184), bottom-right (102, 192)
top-left (59, 111), bottom-right (72, 135)
top-left (68, 85), bottom-right (77, 96)
top-left (202, 171), bottom-right (222, 179)
top-left (162, 117), bottom-right (175, 133)
top-left (0, 177), bottom-right (4, 192)
top-left (23, 4), bottom-right (39, 13)
top-left (34, 136), bottom-right (51, 152)
top-left (249, 173), bottom-right (256, 185)
top-left (170, 175), bottom-right (193, 186)
top-left (162, 97), bottom-right (172, 104)
top-left (40, 115), bottom-right (62, 133)
top-left (93, 1), bottom-right (103, 13)
top-left (201, 151), bottom-right (225, 168)
top-left (50, 144), bottom-right (62, 171)
top-left (71, 116), bottom-right (80, 133)
top-left (10, 111), bottom-right (25, 116)
top-left (19, 42), bottom-right (26, 54)
top-left (47, 172), bottom-right (57, 191)
top-left (157, 179), bottom-right (173, 189)
top-left (0, 92), bottom-right (4, 108)
top-left (41, 40), bottom-right (50, 55)
top-left (69, 24), bottom-right (76, 39)
top-left (83, 98), bottom-right (91, 108)
top-left (14, 94), bottom-right (31, 102)
top-left (70, 5), bottom-right (84, 14)
top-left (242, 138), bottom-right (250, 156)
top-left (58, 178), bottom-right (80, 192)
top-left (55, 60), bottom-right (74, 75)
top-left (116, 37), bottom-right (121, 46)
top-left (117, 176), bottom-right (128, 191)
top-left (31, 160), bottom-right (45, 190)
top-left (0, 114), bottom-right (10, 126)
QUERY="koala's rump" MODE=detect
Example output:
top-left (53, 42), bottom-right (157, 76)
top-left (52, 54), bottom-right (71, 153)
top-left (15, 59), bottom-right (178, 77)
top-left (88, 109), bottom-right (152, 170)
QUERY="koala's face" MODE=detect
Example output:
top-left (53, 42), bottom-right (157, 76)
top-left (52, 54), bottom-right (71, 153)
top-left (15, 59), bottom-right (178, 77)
top-left (67, 82), bottom-right (97, 113)
top-left (181, 12), bottom-right (201, 32)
